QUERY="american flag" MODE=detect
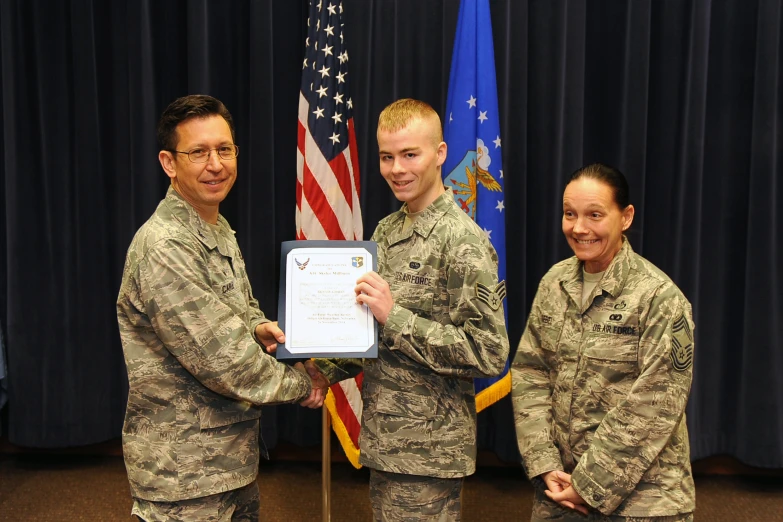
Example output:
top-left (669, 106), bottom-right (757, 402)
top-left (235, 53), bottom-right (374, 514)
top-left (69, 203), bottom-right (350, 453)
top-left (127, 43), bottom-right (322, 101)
top-left (296, 0), bottom-right (363, 468)
top-left (297, 0), bottom-right (362, 242)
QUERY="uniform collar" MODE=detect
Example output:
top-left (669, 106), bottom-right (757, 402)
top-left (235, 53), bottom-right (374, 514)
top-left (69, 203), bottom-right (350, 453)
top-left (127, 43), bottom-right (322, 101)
top-left (163, 186), bottom-right (234, 256)
top-left (386, 190), bottom-right (453, 246)
top-left (600, 237), bottom-right (634, 298)
top-left (560, 237), bottom-right (634, 305)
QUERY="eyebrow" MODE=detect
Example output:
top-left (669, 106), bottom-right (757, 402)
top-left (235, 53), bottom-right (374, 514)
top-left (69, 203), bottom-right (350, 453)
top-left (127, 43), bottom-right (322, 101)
top-left (379, 146), bottom-right (421, 155)
top-left (183, 140), bottom-right (234, 148)
top-left (563, 202), bottom-right (607, 210)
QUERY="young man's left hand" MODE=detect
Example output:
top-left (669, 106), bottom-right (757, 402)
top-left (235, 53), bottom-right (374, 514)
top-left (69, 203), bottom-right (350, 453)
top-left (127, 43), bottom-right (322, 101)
top-left (355, 271), bottom-right (393, 325)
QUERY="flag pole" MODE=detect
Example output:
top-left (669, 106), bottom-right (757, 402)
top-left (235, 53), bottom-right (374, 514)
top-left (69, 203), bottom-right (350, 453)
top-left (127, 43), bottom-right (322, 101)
top-left (322, 407), bottom-right (331, 521)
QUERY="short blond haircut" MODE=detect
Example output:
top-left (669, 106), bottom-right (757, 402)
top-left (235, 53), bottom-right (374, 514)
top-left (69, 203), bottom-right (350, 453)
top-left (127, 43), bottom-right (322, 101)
top-left (377, 98), bottom-right (443, 146)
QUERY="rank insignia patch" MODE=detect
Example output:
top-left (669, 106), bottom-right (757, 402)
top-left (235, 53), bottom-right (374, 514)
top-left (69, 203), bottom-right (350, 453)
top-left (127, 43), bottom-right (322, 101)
top-left (476, 280), bottom-right (507, 311)
top-left (670, 313), bottom-right (694, 371)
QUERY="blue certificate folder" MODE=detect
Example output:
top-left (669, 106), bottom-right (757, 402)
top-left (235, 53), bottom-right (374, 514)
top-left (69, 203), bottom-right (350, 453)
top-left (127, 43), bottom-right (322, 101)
top-left (276, 240), bottom-right (379, 360)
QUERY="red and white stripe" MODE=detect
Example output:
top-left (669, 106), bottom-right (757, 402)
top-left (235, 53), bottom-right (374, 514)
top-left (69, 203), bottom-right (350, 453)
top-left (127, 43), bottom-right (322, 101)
top-left (296, 92), bottom-right (362, 241)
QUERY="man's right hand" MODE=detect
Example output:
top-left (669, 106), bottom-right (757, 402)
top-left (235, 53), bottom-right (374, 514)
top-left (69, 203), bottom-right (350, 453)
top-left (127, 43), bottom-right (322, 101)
top-left (255, 322), bottom-right (285, 354)
top-left (294, 361), bottom-right (330, 408)
top-left (303, 360), bottom-right (331, 390)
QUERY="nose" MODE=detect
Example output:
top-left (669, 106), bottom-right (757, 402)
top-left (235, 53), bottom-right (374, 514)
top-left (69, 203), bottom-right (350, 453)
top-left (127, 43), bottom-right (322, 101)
top-left (205, 149), bottom-right (223, 171)
top-left (573, 217), bottom-right (588, 234)
top-left (391, 158), bottom-right (405, 175)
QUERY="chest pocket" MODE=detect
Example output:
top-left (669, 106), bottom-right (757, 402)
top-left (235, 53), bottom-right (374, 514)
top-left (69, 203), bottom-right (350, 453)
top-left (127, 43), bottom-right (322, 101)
top-left (539, 319), bottom-right (564, 354)
top-left (392, 270), bottom-right (437, 314)
top-left (395, 289), bottom-right (434, 314)
top-left (580, 309), bottom-right (640, 385)
top-left (208, 254), bottom-right (245, 313)
top-left (583, 342), bottom-right (638, 363)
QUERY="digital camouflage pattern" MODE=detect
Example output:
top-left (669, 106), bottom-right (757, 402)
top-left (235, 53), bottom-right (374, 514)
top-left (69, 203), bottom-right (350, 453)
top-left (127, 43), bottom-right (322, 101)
top-left (316, 192), bottom-right (509, 478)
top-left (530, 484), bottom-right (694, 522)
top-left (512, 239), bottom-right (695, 517)
top-left (369, 468), bottom-right (462, 521)
top-left (131, 481), bottom-right (260, 522)
top-left (117, 187), bottom-right (312, 502)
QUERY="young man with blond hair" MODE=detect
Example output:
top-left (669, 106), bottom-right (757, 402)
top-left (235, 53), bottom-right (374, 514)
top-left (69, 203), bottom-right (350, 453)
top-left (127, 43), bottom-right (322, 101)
top-left (307, 98), bottom-right (509, 520)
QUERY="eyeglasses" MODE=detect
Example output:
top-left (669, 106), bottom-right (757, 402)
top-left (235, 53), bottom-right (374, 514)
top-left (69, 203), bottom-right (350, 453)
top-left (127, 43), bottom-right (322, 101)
top-left (168, 145), bottom-right (239, 163)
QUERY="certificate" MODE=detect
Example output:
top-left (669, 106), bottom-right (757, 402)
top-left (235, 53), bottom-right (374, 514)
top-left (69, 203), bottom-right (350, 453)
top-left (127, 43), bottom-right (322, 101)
top-left (276, 240), bottom-right (378, 359)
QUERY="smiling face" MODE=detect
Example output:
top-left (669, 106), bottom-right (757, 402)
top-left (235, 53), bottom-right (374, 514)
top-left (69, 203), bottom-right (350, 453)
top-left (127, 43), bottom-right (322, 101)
top-left (158, 115), bottom-right (237, 224)
top-left (377, 116), bottom-right (447, 213)
top-left (562, 177), bottom-right (635, 273)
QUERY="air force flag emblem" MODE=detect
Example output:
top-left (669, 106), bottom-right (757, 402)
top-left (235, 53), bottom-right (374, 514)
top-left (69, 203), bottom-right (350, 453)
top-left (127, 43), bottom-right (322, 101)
top-left (443, 143), bottom-right (502, 220)
top-left (352, 256), bottom-right (364, 268)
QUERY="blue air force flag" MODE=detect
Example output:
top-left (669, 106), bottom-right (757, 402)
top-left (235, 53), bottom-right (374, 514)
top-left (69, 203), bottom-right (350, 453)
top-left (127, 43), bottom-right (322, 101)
top-left (443, 0), bottom-right (510, 411)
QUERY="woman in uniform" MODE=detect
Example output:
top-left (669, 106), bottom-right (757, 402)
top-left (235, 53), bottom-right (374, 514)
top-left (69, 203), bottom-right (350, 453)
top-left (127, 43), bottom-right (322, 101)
top-left (512, 163), bottom-right (695, 522)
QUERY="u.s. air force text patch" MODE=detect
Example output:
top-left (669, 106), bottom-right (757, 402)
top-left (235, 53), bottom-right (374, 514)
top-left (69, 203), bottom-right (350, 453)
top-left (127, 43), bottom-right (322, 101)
top-left (670, 313), bottom-right (694, 371)
top-left (476, 281), bottom-right (507, 311)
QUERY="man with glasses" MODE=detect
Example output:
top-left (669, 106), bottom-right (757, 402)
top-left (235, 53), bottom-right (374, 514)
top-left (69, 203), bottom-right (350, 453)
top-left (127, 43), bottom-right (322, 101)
top-left (117, 94), bottom-right (326, 521)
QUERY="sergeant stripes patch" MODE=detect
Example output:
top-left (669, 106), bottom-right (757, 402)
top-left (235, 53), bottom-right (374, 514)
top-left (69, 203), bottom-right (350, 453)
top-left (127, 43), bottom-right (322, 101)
top-left (670, 313), bottom-right (694, 371)
top-left (476, 280), bottom-right (507, 311)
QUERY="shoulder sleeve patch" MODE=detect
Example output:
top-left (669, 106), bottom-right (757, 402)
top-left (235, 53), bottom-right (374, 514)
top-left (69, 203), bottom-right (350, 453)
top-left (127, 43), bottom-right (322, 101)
top-left (670, 313), bottom-right (694, 371)
top-left (476, 280), bottom-right (507, 311)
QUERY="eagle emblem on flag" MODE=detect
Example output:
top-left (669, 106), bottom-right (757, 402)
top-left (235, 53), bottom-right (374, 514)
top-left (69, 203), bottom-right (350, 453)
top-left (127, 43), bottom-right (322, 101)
top-left (443, 140), bottom-right (501, 220)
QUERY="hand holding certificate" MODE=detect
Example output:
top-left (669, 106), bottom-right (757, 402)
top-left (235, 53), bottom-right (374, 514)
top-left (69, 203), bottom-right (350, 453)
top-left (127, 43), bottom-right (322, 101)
top-left (276, 240), bottom-right (378, 359)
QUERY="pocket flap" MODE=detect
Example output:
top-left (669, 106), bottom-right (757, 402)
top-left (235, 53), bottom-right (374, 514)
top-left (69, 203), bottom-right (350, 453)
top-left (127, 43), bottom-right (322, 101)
top-left (584, 342), bottom-right (638, 362)
top-left (376, 389), bottom-right (438, 419)
top-left (199, 403), bottom-right (262, 430)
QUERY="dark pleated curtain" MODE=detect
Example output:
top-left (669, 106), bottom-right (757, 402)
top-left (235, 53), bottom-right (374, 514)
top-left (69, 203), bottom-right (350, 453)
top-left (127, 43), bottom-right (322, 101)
top-left (1, 0), bottom-right (781, 469)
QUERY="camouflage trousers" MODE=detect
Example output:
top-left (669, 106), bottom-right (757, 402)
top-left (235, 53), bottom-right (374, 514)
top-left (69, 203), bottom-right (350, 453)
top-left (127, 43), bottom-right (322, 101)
top-left (369, 468), bottom-right (463, 522)
top-left (132, 481), bottom-right (260, 522)
top-left (532, 488), bottom-right (693, 522)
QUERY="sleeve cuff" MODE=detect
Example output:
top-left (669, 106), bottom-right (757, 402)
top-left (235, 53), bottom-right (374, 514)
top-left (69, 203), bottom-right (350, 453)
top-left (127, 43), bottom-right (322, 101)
top-left (571, 467), bottom-right (610, 513)
top-left (381, 304), bottom-right (414, 348)
top-left (520, 444), bottom-right (564, 479)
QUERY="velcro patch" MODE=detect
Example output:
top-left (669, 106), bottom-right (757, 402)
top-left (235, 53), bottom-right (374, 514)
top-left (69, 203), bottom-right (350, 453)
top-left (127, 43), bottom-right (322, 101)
top-left (670, 313), bottom-right (694, 371)
top-left (476, 280), bottom-right (507, 311)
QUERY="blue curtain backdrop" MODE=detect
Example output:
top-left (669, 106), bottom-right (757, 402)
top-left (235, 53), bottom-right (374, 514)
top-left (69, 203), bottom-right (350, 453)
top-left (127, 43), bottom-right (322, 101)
top-left (0, 0), bottom-right (781, 469)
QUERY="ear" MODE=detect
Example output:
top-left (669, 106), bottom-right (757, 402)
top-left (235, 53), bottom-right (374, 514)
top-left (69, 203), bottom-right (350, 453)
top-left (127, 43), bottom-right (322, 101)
top-left (436, 141), bottom-right (447, 167)
top-left (159, 150), bottom-right (177, 180)
top-left (621, 204), bottom-right (635, 231)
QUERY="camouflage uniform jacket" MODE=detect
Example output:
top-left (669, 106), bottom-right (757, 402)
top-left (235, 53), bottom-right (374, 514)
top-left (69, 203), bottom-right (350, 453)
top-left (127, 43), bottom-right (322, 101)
top-left (511, 239), bottom-right (695, 516)
top-left (316, 192), bottom-right (509, 478)
top-left (117, 187), bottom-right (311, 502)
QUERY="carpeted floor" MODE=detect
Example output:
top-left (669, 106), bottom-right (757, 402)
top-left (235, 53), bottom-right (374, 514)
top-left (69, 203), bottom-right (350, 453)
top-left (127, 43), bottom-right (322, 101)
top-left (1, 451), bottom-right (782, 521)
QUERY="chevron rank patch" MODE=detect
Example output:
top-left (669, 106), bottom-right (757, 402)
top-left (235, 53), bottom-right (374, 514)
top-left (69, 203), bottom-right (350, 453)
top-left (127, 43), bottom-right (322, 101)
top-left (476, 280), bottom-right (507, 311)
top-left (670, 313), bottom-right (694, 371)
